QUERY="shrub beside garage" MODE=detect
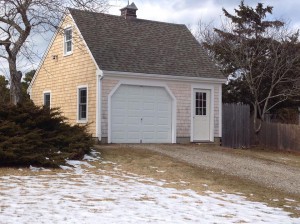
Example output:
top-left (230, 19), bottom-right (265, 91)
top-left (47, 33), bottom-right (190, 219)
top-left (0, 102), bottom-right (93, 168)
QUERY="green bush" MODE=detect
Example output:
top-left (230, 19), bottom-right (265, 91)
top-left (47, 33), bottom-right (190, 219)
top-left (0, 101), bottom-right (93, 168)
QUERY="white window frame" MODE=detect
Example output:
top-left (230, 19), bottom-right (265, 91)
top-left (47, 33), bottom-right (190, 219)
top-left (63, 26), bottom-right (73, 56)
top-left (43, 91), bottom-right (51, 108)
top-left (77, 85), bottom-right (88, 123)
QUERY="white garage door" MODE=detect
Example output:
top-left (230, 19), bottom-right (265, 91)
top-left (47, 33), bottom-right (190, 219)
top-left (111, 85), bottom-right (172, 143)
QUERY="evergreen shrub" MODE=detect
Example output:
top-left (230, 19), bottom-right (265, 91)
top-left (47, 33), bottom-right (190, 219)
top-left (0, 101), bottom-right (93, 168)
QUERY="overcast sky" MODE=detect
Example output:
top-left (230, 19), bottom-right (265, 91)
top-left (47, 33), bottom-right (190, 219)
top-left (111, 0), bottom-right (300, 28)
top-left (1, 0), bottom-right (300, 77)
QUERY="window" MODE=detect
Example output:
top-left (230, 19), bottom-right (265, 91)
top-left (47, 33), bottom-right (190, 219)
top-left (78, 87), bottom-right (87, 121)
top-left (195, 92), bottom-right (207, 116)
top-left (44, 92), bottom-right (51, 108)
top-left (64, 27), bottom-right (72, 55)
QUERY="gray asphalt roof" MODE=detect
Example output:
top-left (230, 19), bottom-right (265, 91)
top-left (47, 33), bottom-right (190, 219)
top-left (69, 8), bottom-right (224, 79)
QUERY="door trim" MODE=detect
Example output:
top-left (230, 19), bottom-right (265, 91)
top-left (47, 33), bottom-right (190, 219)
top-left (108, 80), bottom-right (177, 143)
top-left (190, 84), bottom-right (215, 142)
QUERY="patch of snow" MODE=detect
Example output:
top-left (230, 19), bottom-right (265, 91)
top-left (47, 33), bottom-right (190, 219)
top-left (101, 161), bottom-right (117, 165)
top-left (0, 159), bottom-right (299, 224)
top-left (83, 150), bottom-right (101, 162)
top-left (29, 166), bottom-right (51, 172)
top-left (83, 154), bottom-right (98, 162)
top-left (149, 166), bottom-right (158, 169)
top-left (59, 165), bottom-right (73, 171)
top-left (179, 180), bottom-right (190, 184)
top-left (66, 160), bottom-right (95, 168)
top-left (285, 198), bottom-right (297, 202)
top-left (156, 170), bottom-right (166, 173)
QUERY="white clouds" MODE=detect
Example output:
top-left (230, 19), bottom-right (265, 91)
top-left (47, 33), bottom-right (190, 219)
top-left (111, 0), bottom-right (300, 28)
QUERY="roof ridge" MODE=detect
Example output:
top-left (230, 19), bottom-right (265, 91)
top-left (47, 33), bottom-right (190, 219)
top-left (68, 7), bottom-right (186, 27)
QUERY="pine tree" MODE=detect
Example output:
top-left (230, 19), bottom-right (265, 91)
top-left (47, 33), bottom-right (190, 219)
top-left (203, 1), bottom-right (300, 133)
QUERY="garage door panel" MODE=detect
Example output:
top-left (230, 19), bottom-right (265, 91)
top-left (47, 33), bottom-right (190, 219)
top-left (157, 117), bottom-right (169, 124)
top-left (112, 117), bottom-right (126, 124)
top-left (126, 117), bottom-right (139, 124)
top-left (142, 124), bottom-right (155, 131)
top-left (143, 118), bottom-right (155, 125)
top-left (111, 85), bottom-right (172, 143)
top-left (112, 108), bottom-right (127, 115)
top-left (127, 131), bottom-right (140, 139)
top-left (157, 103), bottom-right (170, 111)
top-left (111, 102), bottom-right (125, 108)
top-left (143, 102), bottom-right (155, 110)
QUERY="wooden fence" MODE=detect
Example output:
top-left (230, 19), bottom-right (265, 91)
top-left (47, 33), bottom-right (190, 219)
top-left (222, 104), bottom-right (250, 148)
top-left (258, 122), bottom-right (300, 152)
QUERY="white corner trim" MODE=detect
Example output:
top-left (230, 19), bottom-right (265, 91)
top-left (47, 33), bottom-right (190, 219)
top-left (190, 83), bottom-right (215, 142)
top-left (219, 84), bottom-right (222, 138)
top-left (77, 85), bottom-right (88, 124)
top-left (103, 70), bottom-right (227, 84)
top-left (95, 72), bottom-right (102, 140)
top-left (107, 80), bottom-right (177, 144)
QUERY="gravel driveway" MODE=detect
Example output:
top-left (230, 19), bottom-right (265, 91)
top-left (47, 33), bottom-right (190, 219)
top-left (122, 144), bottom-right (300, 196)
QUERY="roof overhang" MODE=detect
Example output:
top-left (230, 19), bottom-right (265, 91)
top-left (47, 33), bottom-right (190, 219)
top-left (102, 70), bottom-right (227, 84)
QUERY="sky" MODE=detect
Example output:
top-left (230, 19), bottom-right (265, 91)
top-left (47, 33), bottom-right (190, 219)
top-left (1, 0), bottom-right (300, 78)
top-left (110, 0), bottom-right (300, 28)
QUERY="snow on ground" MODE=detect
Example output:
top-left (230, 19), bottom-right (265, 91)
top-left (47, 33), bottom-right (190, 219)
top-left (0, 153), bottom-right (299, 224)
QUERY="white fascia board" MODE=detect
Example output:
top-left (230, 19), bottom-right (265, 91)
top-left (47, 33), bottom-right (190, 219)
top-left (102, 70), bottom-right (227, 84)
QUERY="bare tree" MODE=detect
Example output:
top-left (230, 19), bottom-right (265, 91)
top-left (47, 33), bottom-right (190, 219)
top-left (0, 0), bottom-right (109, 105)
top-left (196, 1), bottom-right (300, 134)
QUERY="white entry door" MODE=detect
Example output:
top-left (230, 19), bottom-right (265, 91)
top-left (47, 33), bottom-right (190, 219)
top-left (111, 85), bottom-right (172, 143)
top-left (193, 89), bottom-right (211, 141)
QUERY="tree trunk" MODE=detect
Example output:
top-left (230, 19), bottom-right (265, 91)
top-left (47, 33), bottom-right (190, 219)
top-left (8, 58), bottom-right (22, 105)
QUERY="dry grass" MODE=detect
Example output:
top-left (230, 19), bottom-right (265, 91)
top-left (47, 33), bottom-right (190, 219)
top-left (97, 144), bottom-right (300, 217)
top-left (1, 144), bottom-right (299, 218)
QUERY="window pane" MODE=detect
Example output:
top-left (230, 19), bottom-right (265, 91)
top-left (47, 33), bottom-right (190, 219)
top-left (65, 28), bottom-right (72, 53)
top-left (196, 98), bottom-right (199, 108)
top-left (80, 104), bottom-right (86, 119)
top-left (80, 89), bottom-right (87, 103)
top-left (195, 91), bottom-right (208, 116)
top-left (78, 88), bottom-right (87, 120)
top-left (44, 93), bottom-right (50, 108)
top-left (66, 41), bottom-right (72, 52)
top-left (65, 29), bottom-right (72, 41)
